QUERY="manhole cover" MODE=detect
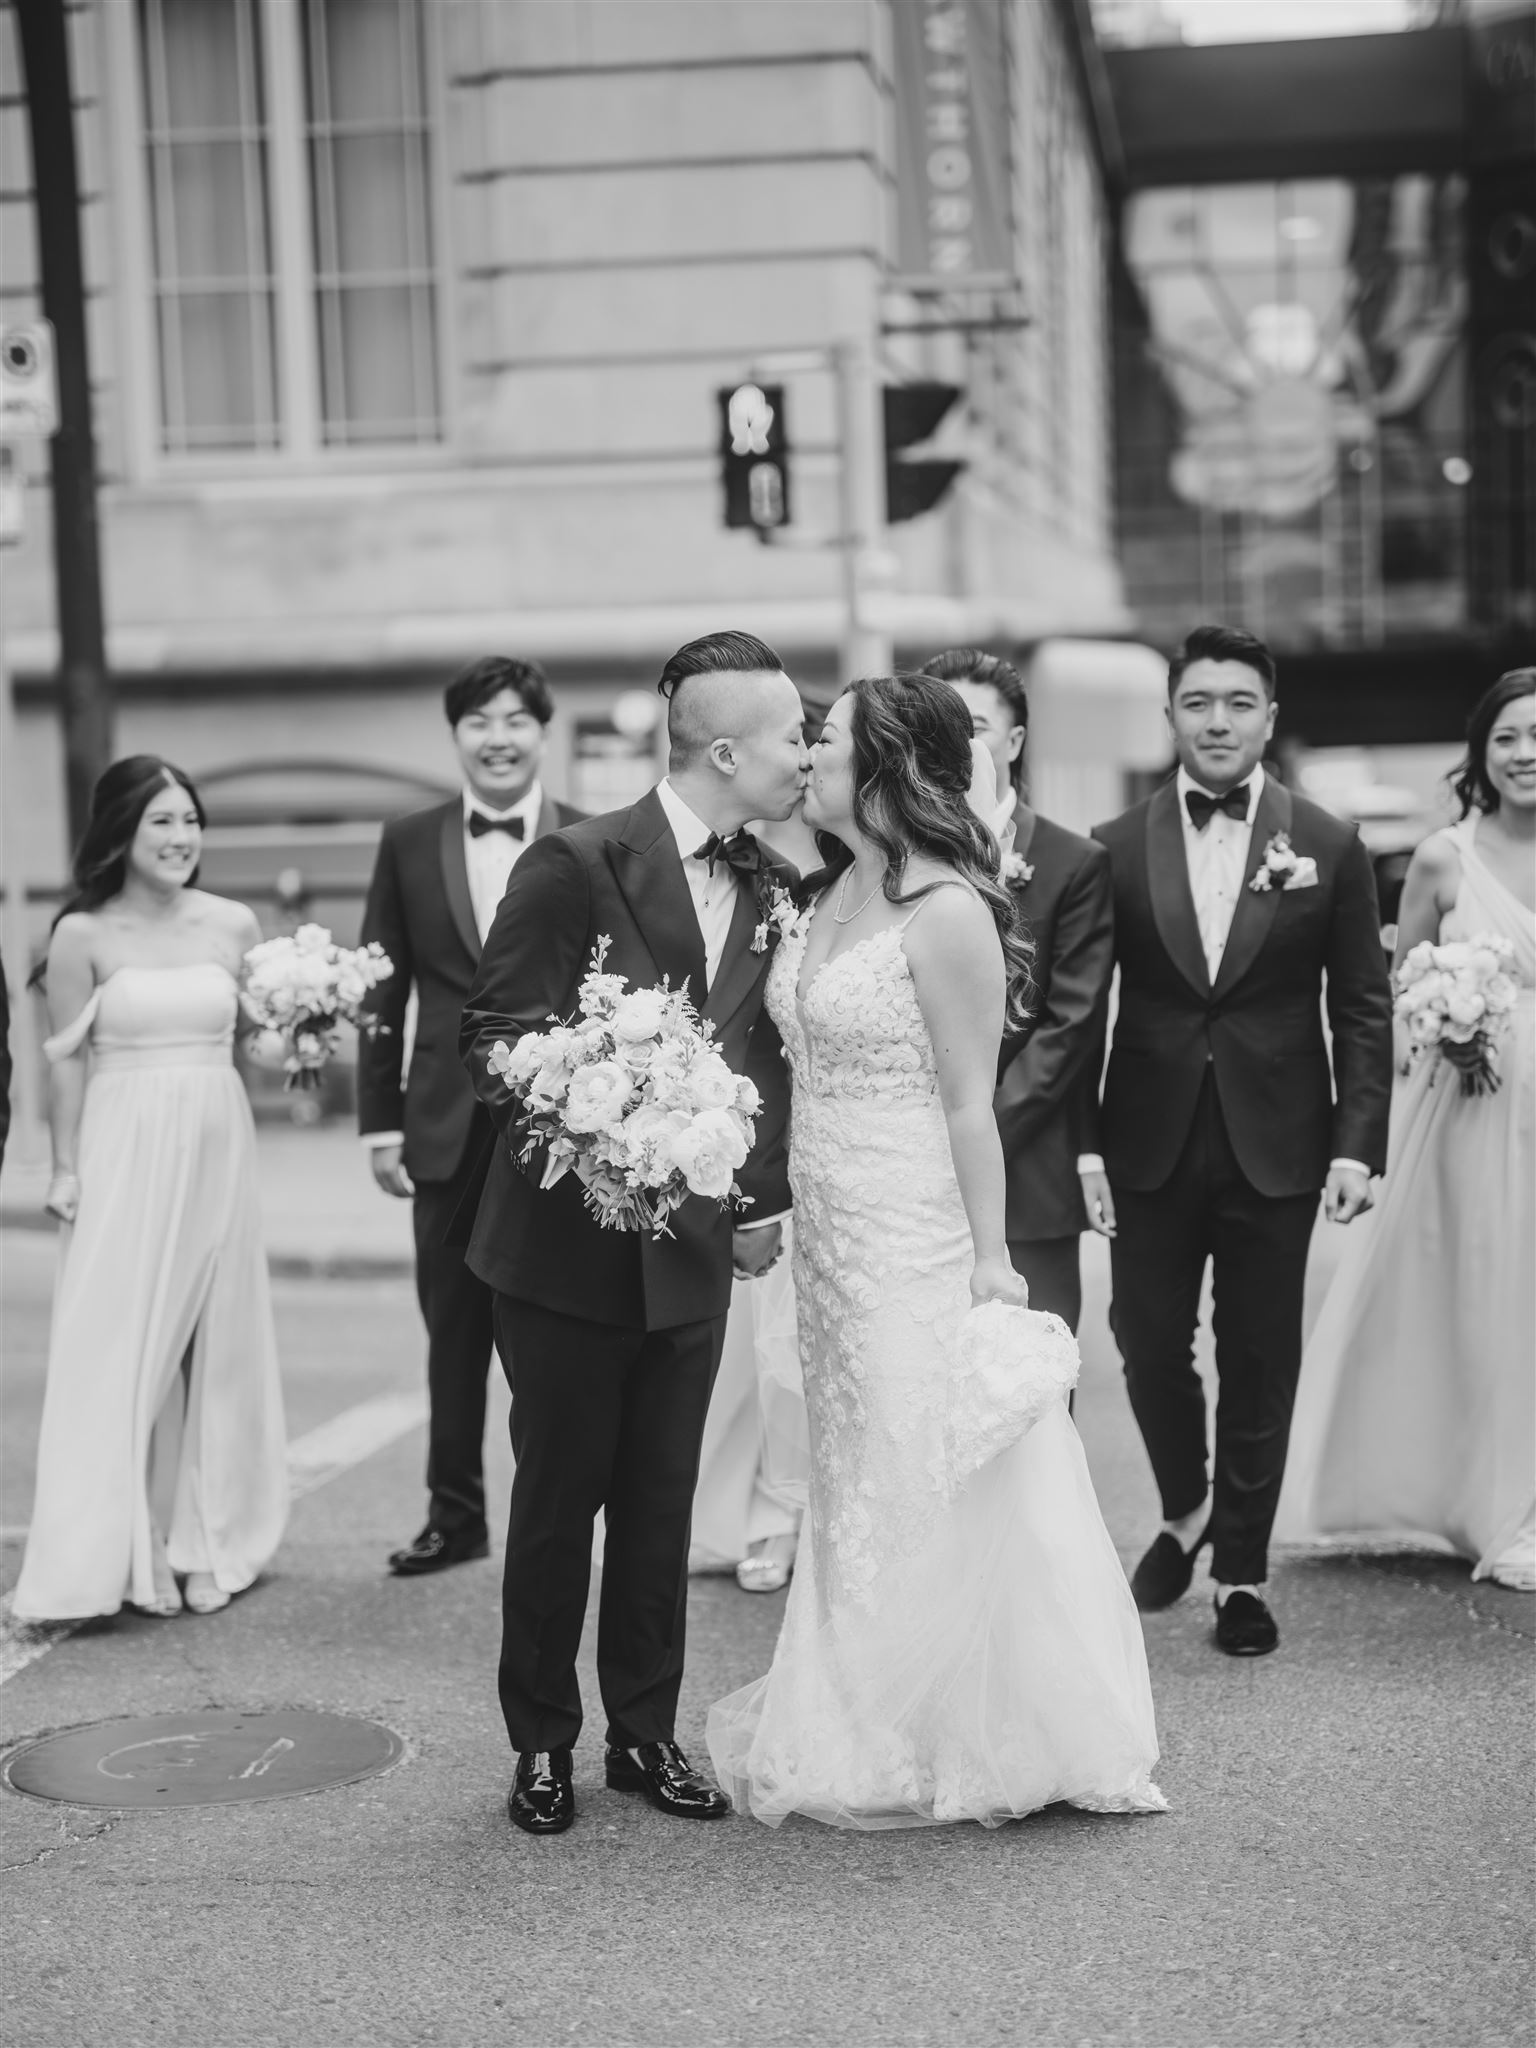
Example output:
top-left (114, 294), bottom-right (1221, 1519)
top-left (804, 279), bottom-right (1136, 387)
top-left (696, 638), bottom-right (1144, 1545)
top-left (3, 1709), bottom-right (404, 1809)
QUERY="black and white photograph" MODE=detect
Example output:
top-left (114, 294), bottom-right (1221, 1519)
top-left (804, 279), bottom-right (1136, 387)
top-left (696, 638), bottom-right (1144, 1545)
top-left (0, 0), bottom-right (1531, 2042)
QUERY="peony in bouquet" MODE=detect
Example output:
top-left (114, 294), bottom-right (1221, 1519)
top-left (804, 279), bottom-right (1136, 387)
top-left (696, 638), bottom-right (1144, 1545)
top-left (487, 937), bottom-right (760, 1237)
top-left (1393, 931), bottom-right (1520, 1097)
top-left (241, 923), bottom-right (394, 1089)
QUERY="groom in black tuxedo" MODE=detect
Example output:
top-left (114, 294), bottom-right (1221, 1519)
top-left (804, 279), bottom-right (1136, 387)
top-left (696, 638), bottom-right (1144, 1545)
top-left (359, 657), bottom-right (584, 1579)
top-left (1081, 626), bottom-right (1392, 1657)
top-left (460, 631), bottom-right (807, 1834)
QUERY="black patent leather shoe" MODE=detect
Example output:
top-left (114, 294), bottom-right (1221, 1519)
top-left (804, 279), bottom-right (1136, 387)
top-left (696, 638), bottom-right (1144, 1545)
top-left (1214, 1589), bottom-right (1279, 1657)
top-left (508, 1748), bottom-right (576, 1834)
top-left (1130, 1524), bottom-right (1209, 1612)
top-left (387, 1525), bottom-right (490, 1577)
top-left (604, 1741), bottom-right (730, 1819)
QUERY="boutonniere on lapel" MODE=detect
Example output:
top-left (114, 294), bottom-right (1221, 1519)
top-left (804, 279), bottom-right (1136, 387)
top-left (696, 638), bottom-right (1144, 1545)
top-left (751, 879), bottom-right (804, 954)
top-left (1002, 852), bottom-right (1035, 889)
top-left (1249, 832), bottom-right (1319, 893)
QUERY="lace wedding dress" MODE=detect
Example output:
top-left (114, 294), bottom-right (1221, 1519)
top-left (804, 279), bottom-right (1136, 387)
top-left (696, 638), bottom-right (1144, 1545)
top-left (707, 907), bottom-right (1165, 1828)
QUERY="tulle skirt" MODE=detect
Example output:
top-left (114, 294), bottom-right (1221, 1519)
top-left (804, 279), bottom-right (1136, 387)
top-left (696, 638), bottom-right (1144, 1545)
top-left (707, 1404), bottom-right (1166, 1829)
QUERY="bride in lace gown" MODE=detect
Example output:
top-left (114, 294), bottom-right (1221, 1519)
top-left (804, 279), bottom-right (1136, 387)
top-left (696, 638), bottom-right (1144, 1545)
top-left (707, 676), bottom-right (1164, 1828)
top-left (11, 758), bottom-right (287, 1624)
top-left (1277, 675), bottom-right (1536, 1589)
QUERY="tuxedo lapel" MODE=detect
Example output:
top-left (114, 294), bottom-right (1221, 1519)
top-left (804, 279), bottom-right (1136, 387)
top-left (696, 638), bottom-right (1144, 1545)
top-left (532, 792), bottom-right (565, 842)
top-left (606, 788), bottom-right (708, 1001)
top-left (1213, 775), bottom-right (1292, 998)
top-left (1011, 797), bottom-right (1036, 866)
top-left (438, 804), bottom-right (481, 963)
top-left (703, 875), bottom-right (767, 1028)
top-left (1145, 781), bottom-right (1210, 998)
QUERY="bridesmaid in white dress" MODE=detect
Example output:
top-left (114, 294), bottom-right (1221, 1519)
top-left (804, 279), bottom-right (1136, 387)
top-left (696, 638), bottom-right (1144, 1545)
top-left (1277, 674), bottom-right (1536, 1589)
top-left (11, 758), bottom-right (288, 1622)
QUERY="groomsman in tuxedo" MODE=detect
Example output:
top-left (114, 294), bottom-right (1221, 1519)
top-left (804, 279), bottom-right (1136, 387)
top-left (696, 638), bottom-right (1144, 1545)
top-left (925, 649), bottom-right (1113, 1336)
top-left (461, 631), bottom-right (805, 1835)
top-left (1081, 625), bottom-right (1392, 1656)
top-left (358, 656), bottom-right (583, 1579)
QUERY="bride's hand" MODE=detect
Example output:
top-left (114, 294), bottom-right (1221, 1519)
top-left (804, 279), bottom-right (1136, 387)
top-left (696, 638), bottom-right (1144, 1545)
top-left (970, 1256), bottom-right (1028, 1308)
top-left (45, 1171), bottom-right (81, 1224)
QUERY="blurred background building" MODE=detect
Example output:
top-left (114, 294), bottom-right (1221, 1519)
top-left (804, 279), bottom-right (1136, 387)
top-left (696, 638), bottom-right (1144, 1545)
top-left (1, 0), bottom-right (1532, 1126)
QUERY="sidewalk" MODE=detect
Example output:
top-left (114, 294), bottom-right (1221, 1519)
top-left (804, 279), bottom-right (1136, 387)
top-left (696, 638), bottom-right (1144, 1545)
top-left (0, 1121), bottom-right (414, 1276)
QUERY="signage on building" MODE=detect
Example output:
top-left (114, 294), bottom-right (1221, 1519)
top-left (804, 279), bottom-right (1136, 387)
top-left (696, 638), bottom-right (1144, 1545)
top-left (0, 322), bottom-right (59, 439)
top-left (890, 0), bottom-right (1015, 290)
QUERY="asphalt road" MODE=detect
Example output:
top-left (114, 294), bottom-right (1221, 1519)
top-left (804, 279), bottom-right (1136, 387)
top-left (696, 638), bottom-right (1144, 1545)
top-left (1, 1227), bottom-right (1531, 2048)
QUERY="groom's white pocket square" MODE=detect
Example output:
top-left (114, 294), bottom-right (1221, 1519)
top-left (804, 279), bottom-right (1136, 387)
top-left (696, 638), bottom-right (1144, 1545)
top-left (1282, 858), bottom-right (1319, 890)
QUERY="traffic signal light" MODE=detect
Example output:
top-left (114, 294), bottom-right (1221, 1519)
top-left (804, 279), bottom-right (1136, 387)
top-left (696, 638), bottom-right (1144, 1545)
top-left (884, 382), bottom-right (964, 523)
top-left (718, 381), bottom-right (790, 533)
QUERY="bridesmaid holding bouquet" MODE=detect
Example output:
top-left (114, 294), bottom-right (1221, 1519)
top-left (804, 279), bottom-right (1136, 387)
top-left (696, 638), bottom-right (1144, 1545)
top-left (12, 758), bottom-right (288, 1623)
top-left (1277, 674), bottom-right (1536, 1589)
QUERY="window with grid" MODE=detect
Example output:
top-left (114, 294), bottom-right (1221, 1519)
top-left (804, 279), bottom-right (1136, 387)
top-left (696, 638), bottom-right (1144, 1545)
top-left (141, 0), bottom-right (279, 452)
top-left (302, 0), bottom-right (439, 445)
top-left (138, 0), bottom-right (440, 458)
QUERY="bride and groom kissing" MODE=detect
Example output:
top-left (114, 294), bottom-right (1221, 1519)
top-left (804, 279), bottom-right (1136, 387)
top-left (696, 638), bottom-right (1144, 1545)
top-left (456, 625), bottom-right (1391, 1837)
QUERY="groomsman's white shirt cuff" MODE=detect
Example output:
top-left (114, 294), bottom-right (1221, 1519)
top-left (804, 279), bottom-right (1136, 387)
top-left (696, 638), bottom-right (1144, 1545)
top-left (364, 1132), bottom-right (404, 1149)
top-left (1077, 1153), bottom-right (1373, 1178)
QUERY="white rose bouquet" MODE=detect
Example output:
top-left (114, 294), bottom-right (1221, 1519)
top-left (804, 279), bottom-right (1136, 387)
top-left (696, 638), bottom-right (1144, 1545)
top-left (487, 937), bottom-right (760, 1237)
top-left (241, 923), bottom-right (394, 1089)
top-left (1394, 931), bottom-right (1520, 1098)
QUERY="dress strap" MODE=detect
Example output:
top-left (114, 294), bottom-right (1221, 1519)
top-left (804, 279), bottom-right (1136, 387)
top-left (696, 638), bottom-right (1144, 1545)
top-left (894, 879), bottom-right (980, 932)
top-left (43, 986), bottom-right (103, 1064)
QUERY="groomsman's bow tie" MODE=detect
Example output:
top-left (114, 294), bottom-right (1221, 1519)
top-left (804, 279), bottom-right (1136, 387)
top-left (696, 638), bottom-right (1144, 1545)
top-left (1184, 785), bottom-right (1250, 831)
top-left (468, 810), bottom-right (525, 840)
top-left (692, 828), bottom-right (762, 879)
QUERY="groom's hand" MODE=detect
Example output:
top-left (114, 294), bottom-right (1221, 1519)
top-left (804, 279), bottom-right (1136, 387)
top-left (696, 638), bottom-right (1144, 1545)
top-left (1078, 1168), bottom-right (1117, 1238)
top-left (1323, 1164), bottom-right (1372, 1225)
top-left (369, 1142), bottom-right (415, 1199)
top-left (732, 1221), bottom-right (782, 1280)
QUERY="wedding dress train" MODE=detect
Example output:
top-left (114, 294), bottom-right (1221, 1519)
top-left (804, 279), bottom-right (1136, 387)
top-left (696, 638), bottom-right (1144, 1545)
top-left (707, 912), bottom-right (1165, 1827)
top-left (12, 964), bottom-right (288, 1621)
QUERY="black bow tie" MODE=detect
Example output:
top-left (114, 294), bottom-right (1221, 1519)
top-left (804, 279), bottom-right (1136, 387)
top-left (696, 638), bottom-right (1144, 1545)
top-left (1184, 785), bottom-right (1250, 832)
top-left (468, 810), bottom-right (525, 840)
top-left (692, 829), bottom-right (762, 880)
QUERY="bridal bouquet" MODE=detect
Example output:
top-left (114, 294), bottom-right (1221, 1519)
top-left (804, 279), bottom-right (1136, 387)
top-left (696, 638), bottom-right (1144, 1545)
top-left (487, 938), bottom-right (760, 1237)
top-left (1394, 931), bottom-right (1520, 1097)
top-left (241, 923), bottom-right (394, 1089)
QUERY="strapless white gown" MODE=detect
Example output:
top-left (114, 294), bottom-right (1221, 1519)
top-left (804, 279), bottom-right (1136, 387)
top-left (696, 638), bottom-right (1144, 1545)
top-left (707, 914), bottom-right (1165, 1828)
top-left (1276, 820), bottom-right (1536, 1588)
top-left (11, 965), bottom-right (288, 1621)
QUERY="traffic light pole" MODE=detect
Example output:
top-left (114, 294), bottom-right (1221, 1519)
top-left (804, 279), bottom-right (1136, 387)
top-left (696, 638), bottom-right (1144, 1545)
top-left (16, 0), bottom-right (112, 842)
top-left (833, 337), bottom-right (893, 685)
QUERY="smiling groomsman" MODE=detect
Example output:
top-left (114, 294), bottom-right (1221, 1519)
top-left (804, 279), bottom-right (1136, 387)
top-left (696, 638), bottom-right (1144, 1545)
top-left (925, 649), bottom-right (1113, 1337)
top-left (358, 656), bottom-right (583, 1579)
top-left (1081, 626), bottom-right (1392, 1657)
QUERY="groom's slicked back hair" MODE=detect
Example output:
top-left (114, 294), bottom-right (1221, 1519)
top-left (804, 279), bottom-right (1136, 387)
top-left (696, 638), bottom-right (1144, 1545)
top-left (1168, 624), bottom-right (1277, 699)
top-left (656, 630), bottom-right (783, 701)
top-left (659, 630), bottom-right (787, 770)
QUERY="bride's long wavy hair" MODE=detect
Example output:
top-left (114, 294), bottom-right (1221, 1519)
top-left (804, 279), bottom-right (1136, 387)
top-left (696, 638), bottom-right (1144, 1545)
top-left (29, 757), bottom-right (207, 987)
top-left (811, 673), bottom-right (1034, 1029)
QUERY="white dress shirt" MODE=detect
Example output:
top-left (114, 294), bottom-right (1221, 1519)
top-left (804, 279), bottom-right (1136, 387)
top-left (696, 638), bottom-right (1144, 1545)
top-left (1177, 763), bottom-right (1264, 983)
top-left (656, 779), bottom-right (785, 1231)
top-left (989, 786), bottom-right (1018, 861)
top-left (465, 781), bottom-right (544, 945)
top-left (1078, 766), bottom-right (1369, 1181)
top-left (363, 781), bottom-right (544, 1153)
top-left (655, 778), bottom-right (739, 988)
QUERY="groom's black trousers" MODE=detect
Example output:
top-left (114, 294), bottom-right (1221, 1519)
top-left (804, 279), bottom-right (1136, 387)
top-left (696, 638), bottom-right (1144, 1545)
top-left (493, 1296), bottom-right (726, 1755)
top-left (1108, 1078), bottom-right (1319, 1587)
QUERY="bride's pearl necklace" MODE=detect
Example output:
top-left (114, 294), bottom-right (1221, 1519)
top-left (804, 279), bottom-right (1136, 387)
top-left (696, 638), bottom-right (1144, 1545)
top-left (833, 867), bottom-right (887, 925)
